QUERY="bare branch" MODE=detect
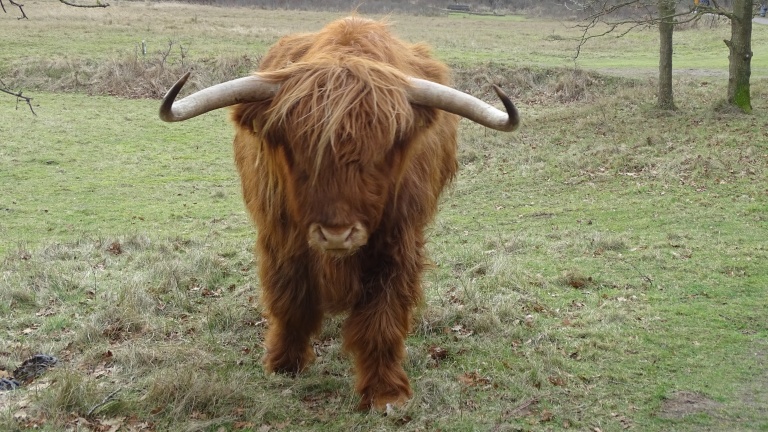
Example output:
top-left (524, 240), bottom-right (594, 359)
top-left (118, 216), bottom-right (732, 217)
top-left (58, 0), bottom-right (109, 8)
top-left (692, 1), bottom-right (736, 20)
top-left (0, 0), bottom-right (29, 19)
top-left (158, 40), bottom-right (175, 69)
top-left (2, 0), bottom-right (108, 17)
top-left (583, 0), bottom-right (646, 22)
top-left (571, 0), bottom-right (736, 60)
top-left (0, 79), bottom-right (36, 115)
top-left (572, 0), bottom-right (656, 60)
top-left (574, 19), bottom-right (648, 60)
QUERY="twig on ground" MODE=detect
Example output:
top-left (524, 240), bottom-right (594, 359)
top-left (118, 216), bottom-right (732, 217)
top-left (86, 388), bottom-right (121, 417)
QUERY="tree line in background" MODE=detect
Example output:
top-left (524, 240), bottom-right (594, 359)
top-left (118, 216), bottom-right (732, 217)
top-left (2, 0), bottom-right (761, 113)
top-left (140, 0), bottom-right (738, 17)
top-left (128, 0), bottom-right (605, 16)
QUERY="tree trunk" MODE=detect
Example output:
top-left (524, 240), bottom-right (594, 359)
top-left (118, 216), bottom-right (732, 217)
top-left (658, 0), bottom-right (676, 110)
top-left (725, 0), bottom-right (753, 113)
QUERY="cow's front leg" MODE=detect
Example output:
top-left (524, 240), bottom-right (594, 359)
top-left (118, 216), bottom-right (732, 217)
top-left (259, 252), bottom-right (323, 375)
top-left (343, 297), bottom-right (413, 411)
top-left (342, 259), bottom-right (423, 411)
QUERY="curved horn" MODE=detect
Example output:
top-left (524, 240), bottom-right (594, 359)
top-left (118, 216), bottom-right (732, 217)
top-left (159, 72), bottom-right (280, 122)
top-left (406, 78), bottom-right (519, 132)
top-left (160, 73), bottom-right (519, 131)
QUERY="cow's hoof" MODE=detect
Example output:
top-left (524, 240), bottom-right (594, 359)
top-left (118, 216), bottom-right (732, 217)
top-left (264, 347), bottom-right (315, 376)
top-left (358, 392), bottom-right (410, 413)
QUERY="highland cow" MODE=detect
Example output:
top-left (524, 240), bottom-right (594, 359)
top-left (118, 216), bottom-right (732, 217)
top-left (159, 16), bottom-right (519, 410)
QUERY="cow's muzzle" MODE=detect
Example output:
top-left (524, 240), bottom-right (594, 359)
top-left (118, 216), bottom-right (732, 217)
top-left (308, 222), bottom-right (368, 255)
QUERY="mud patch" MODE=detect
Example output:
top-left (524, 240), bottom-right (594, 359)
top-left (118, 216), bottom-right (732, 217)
top-left (659, 391), bottom-right (721, 419)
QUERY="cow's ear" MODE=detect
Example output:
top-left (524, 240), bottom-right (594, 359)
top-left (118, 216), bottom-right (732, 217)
top-left (231, 100), bottom-right (274, 136)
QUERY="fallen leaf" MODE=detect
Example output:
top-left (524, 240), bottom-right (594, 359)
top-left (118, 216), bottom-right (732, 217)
top-left (100, 417), bottom-right (126, 432)
top-left (450, 324), bottom-right (473, 337)
top-left (201, 288), bottom-right (222, 298)
top-left (91, 362), bottom-right (115, 379)
top-left (150, 406), bottom-right (164, 415)
top-left (548, 375), bottom-right (567, 387)
top-left (541, 409), bottom-right (554, 422)
top-left (458, 371), bottom-right (492, 387)
top-left (106, 241), bottom-right (123, 255)
top-left (35, 307), bottom-right (56, 317)
top-left (524, 315), bottom-right (534, 327)
top-left (446, 287), bottom-right (463, 305)
top-left (190, 410), bottom-right (207, 420)
top-left (428, 345), bottom-right (449, 361)
top-left (505, 398), bottom-right (538, 418)
top-left (394, 415), bottom-right (412, 425)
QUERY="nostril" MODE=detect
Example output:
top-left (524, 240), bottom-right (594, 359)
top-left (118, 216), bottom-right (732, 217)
top-left (319, 225), bottom-right (354, 246)
top-left (308, 222), bottom-right (367, 253)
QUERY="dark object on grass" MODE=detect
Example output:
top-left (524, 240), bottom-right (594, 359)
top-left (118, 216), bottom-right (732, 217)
top-left (0, 377), bottom-right (21, 391)
top-left (12, 354), bottom-right (58, 384)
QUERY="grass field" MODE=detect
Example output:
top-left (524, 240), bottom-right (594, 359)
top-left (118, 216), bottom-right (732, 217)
top-left (1, 1), bottom-right (767, 431)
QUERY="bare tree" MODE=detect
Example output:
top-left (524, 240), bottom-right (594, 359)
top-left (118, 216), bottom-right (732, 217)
top-left (686, 0), bottom-right (754, 112)
top-left (724, 0), bottom-right (753, 112)
top-left (1, 0), bottom-right (109, 113)
top-left (575, 0), bottom-right (756, 113)
top-left (658, 0), bottom-right (676, 110)
top-left (574, 0), bottom-right (698, 110)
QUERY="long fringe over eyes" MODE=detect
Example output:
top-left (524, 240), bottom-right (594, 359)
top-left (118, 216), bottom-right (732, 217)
top-left (259, 56), bottom-right (415, 178)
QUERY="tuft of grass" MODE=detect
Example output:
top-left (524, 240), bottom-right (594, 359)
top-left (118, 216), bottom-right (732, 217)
top-left (34, 371), bottom-right (101, 419)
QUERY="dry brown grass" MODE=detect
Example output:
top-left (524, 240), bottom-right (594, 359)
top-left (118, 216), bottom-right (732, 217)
top-left (6, 48), bottom-right (260, 99)
top-left (453, 64), bottom-right (609, 104)
top-left (7, 50), bottom-right (609, 105)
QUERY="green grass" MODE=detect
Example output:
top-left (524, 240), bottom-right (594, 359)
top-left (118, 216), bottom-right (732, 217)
top-left (1, 93), bottom-right (249, 251)
top-left (2, 2), bottom-right (768, 431)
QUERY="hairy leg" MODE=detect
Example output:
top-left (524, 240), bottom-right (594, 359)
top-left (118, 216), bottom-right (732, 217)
top-left (342, 238), bottom-right (425, 411)
top-left (259, 250), bottom-right (323, 375)
top-left (343, 297), bottom-right (413, 411)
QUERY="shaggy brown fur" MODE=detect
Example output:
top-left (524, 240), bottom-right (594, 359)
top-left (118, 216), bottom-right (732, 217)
top-left (230, 16), bottom-right (459, 411)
